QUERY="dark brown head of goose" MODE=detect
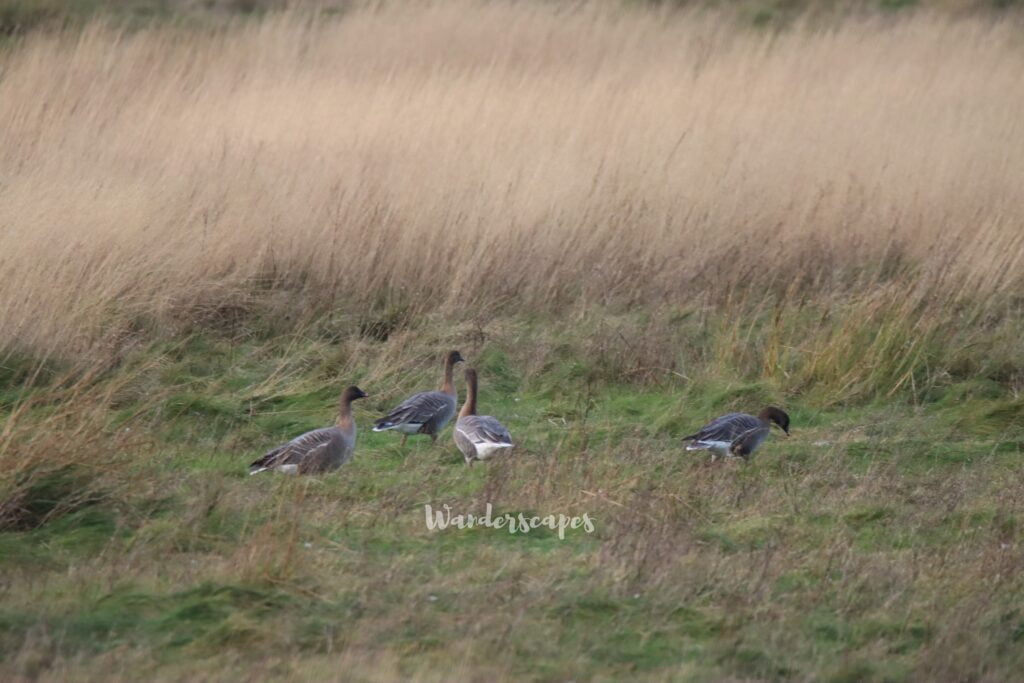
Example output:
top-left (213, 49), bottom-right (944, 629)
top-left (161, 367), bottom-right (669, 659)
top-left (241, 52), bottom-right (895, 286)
top-left (758, 406), bottom-right (790, 434)
top-left (447, 350), bottom-right (465, 366)
top-left (341, 385), bottom-right (369, 405)
top-left (336, 385), bottom-right (368, 431)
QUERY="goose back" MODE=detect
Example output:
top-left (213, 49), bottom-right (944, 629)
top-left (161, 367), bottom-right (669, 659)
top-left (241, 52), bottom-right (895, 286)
top-left (683, 412), bottom-right (763, 444)
top-left (683, 407), bottom-right (788, 461)
top-left (250, 426), bottom-right (355, 475)
top-left (250, 385), bottom-right (366, 475)
top-left (373, 390), bottom-right (457, 435)
top-left (373, 350), bottom-right (463, 437)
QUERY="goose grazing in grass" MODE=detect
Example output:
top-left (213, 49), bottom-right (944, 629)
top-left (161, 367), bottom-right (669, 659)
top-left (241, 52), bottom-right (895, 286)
top-left (373, 350), bottom-right (464, 446)
top-left (682, 407), bottom-right (790, 461)
top-left (249, 385), bottom-right (368, 475)
top-left (454, 368), bottom-right (513, 466)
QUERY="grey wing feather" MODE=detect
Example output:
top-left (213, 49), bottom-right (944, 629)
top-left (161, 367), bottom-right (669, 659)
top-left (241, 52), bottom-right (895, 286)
top-left (685, 413), bottom-right (762, 443)
top-left (731, 425), bottom-right (770, 457)
top-left (458, 415), bottom-right (513, 445)
top-left (250, 427), bottom-right (337, 471)
top-left (296, 439), bottom-right (341, 474)
top-left (375, 391), bottom-right (455, 428)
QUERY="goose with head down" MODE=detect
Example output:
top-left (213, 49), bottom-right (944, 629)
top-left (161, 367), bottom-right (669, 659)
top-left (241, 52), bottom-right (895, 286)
top-left (373, 350), bottom-right (464, 446)
top-left (453, 368), bottom-right (513, 466)
top-left (249, 385), bottom-right (368, 475)
top-left (682, 406), bottom-right (790, 461)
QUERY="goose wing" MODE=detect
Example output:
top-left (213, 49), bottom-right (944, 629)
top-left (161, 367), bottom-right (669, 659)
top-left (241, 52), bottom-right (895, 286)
top-left (249, 427), bottom-right (337, 473)
top-left (374, 390), bottom-right (455, 430)
top-left (731, 424), bottom-right (771, 458)
top-left (456, 415), bottom-right (513, 446)
top-left (683, 413), bottom-right (761, 444)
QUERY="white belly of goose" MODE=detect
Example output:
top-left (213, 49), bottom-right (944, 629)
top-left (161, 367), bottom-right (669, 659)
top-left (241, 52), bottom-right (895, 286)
top-left (686, 440), bottom-right (733, 459)
top-left (473, 441), bottom-right (514, 460)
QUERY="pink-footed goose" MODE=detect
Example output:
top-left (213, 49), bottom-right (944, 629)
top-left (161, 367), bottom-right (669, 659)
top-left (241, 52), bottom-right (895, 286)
top-left (373, 350), bottom-right (464, 446)
top-left (454, 368), bottom-right (513, 466)
top-left (249, 385), bottom-right (368, 475)
top-left (682, 407), bottom-right (790, 461)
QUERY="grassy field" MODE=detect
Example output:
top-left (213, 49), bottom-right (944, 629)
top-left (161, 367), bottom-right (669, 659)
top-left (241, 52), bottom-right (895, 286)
top-left (3, 2), bottom-right (1024, 680)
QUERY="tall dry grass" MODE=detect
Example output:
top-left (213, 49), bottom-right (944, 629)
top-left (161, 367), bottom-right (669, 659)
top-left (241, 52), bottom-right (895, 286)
top-left (1, 2), bottom-right (1023, 363)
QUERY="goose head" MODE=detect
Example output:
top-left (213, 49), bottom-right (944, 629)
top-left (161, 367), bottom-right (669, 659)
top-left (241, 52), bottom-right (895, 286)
top-left (342, 385), bottom-right (369, 403)
top-left (759, 406), bottom-right (790, 435)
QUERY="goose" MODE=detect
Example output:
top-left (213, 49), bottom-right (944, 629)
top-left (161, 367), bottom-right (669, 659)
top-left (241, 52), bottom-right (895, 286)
top-left (454, 368), bottom-right (513, 466)
top-left (249, 385), bottom-right (368, 475)
top-left (682, 407), bottom-right (790, 461)
top-left (373, 350), bottom-right (464, 446)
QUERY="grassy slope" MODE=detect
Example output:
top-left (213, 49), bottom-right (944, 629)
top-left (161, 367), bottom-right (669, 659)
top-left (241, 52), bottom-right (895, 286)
top-left (2, 318), bottom-right (1023, 681)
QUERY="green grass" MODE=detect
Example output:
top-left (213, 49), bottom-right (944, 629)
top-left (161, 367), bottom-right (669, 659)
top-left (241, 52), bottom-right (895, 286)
top-left (0, 0), bottom-right (288, 38)
top-left (1, 0), bottom-right (1020, 47)
top-left (2, 320), bottom-right (1024, 680)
